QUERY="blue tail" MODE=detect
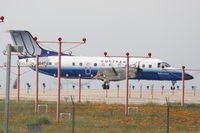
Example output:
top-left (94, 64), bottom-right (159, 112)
top-left (9, 30), bottom-right (59, 59)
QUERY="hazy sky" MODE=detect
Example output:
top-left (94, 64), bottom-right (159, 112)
top-left (0, 0), bottom-right (200, 89)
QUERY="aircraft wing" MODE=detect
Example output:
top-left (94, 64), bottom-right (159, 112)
top-left (95, 67), bottom-right (139, 81)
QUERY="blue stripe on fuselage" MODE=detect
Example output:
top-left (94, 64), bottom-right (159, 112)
top-left (134, 69), bottom-right (182, 81)
top-left (31, 67), bottom-right (100, 78)
top-left (31, 67), bottom-right (187, 81)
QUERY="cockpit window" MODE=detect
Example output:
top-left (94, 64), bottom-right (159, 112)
top-left (161, 62), bottom-right (171, 67)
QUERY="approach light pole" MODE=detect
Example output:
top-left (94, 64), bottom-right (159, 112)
top-left (181, 66), bottom-right (185, 106)
top-left (125, 52), bottom-right (129, 116)
top-left (57, 37), bottom-right (62, 122)
top-left (35, 55), bottom-right (39, 113)
top-left (117, 84), bottom-right (120, 98)
top-left (103, 52), bottom-right (151, 116)
top-left (162, 65), bottom-right (186, 106)
top-left (4, 44), bottom-right (23, 133)
top-left (78, 75), bottom-right (82, 102)
top-left (9, 35), bottom-right (86, 122)
top-left (161, 85), bottom-right (164, 96)
top-left (17, 64), bottom-right (20, 102)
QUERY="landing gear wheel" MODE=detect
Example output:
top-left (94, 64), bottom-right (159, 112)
top-left (102, 84), bottom-right (109, 90)
top-left (102, 84), bottom-right (106, 89)
top-left (106, 85), bottom-right (109, 89)
top-left (171, 86), bottom-right (175, 90)
top-left (171, 81), bottom-right (176, 90)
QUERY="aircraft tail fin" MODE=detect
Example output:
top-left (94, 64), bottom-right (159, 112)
top-left (9, 30), bottom-right (58, 59)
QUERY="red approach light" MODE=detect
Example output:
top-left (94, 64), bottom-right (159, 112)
top-left (33, 37), bottom-right (38, 41)
top-left (58, 37), bottom-right (62, 42)
top-left (82, 38), bottom-right (86, 43)
top-left (126, 52), bottom-right (129, 56)
top-left (104, 52), bottom-right (107, 56)
top-left (162, 65), bottom-right (165, 69)
top-left (148, 53), bottom-right (152, 58)
top-left (0, 16), bottom-right (4, 21)
top-left (182, 66), bottom-right (185, 70)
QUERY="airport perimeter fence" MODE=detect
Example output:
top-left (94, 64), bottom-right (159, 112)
top-left (0, 100), bottom-right (200, 133)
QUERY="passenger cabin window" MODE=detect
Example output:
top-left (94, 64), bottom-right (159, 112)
top-left (142, 64), bottom-right (145, 68)
top-left (79, 63), bottom-right (83, 66)
top-left (72, 62), bottom-right (75, 66)
top-left (94, 63), bottom-right (97, 66)
top-left (149, 64), bottom-right (152, 68)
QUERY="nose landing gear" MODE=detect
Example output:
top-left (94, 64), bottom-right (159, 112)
top-left (170, 81), bottom-right (176, 90)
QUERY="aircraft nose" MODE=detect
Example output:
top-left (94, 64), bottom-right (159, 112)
top-left (186, 73), bottom-right (194, 80)
top-left (187, 75), bottom-right (194, 80)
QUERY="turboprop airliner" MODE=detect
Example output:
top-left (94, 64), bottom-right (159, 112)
top-left (9, 30), bottom-right (193, 89)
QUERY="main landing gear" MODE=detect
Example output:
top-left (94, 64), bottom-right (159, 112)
top-left (102, 82), bottom-right (109, 90)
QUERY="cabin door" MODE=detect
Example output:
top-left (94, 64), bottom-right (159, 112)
top-left (85, 62), bottom-right (91, 75)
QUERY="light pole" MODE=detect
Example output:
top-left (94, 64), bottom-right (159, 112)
top-left (17, 65), bottom-right (20, 102)
top-left (192, 86), bottom-right (196, 96)
top-left (34, 55), bottom-right (39, 112)
top-left (4, 44), bottom-right (23, 133)
top-left (57, 37), bottom-right (62, 122)
top-left (72, 85), bottom-right (75, 89)
top-left (147, 85), bottom-right (149, 90)
top-left (78, 76), bottom-right (81, 102)
top-left (132, 85), bottom-right (135, 90)
top-left (161, 85), bottom-right (164, 96)
top-left (125, 52), bottom-right (129, 116)
top-left (117, 84), bottom-right (120, 98)
top-left (181, 66), bottom-right (185, 106)
top-left (103, 52), bottom-right (151, 116)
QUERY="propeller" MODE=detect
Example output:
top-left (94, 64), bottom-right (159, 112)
top-left (112, 67), bottom-right (118, 76)
top-left (136, 62), bottom-right (143, 73)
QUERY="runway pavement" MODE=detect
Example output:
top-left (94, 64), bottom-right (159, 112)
top-left (0, 88), bottom-right (199, 104)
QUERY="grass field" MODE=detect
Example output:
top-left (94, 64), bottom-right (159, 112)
top-left (0, 100), bottom-right (200, 133)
